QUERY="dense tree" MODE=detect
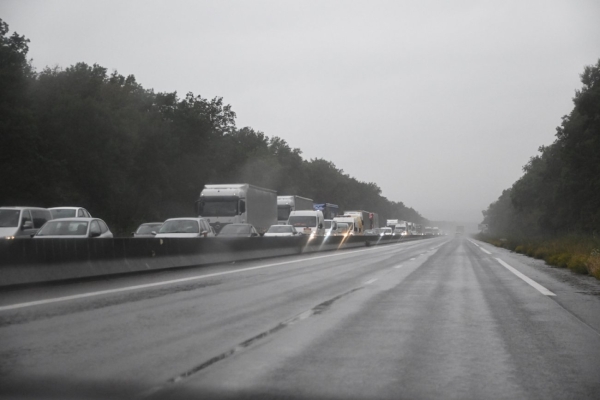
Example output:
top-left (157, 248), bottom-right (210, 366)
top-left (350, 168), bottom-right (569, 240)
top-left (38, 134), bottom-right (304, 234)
top-left (0, 19), bottom-right (427, 234)
top-left (483, 59), bottom-right (600, 237)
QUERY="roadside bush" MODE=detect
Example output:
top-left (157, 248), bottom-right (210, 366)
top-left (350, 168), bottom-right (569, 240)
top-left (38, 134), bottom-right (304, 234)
top-left (515, 245), bottom-right (525, 254)
top-left (534, 247), bottom-right (548, 260)
top-left (567, 255), bottom-right (588, 274)
top-left (588, 249), bottom-right (600, 279)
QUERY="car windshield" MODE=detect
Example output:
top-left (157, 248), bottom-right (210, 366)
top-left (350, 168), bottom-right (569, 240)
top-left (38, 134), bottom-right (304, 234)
top-left (0, 210), bottom-right (20, 227)
top-left (160, 220), bottom-right (199, 234)
top-left (137, 224), bottom-right (161, 234)
top-left (50, 209), bottom-right (76, 218)
top-left (288, 216), bottom-right (316, 228)
top-left (37, 221), bottom-right (89, 236)
top-left (267, 226), bottom-right (292, 233)
top-left (220, 225), bottom-right (251, 234)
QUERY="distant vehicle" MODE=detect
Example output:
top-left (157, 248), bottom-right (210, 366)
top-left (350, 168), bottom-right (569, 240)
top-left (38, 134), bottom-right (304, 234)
top-left (313, 203), bottom-right (339, 220)
top-left (196, 184), bottom-right (277, 235)
top-left (394, 221), bottom-right (409, 236)
top-left (379, 227), bottom-right (393, 236)
top-left (288, 210), bottom-right (325, 236)
top-left (333, 214), bottom-right (362, 236)
top-left (217, 223), bottom-right (259, 238)
top-left (132, 222), bottom-right (163, 237)
top-left (456, 226), bottom-right (465, 235)
top-left (336, 222), bottom-right (351, 237)
top-left (155, 218), bottom-right (214, 238)
top-left (49, 207), bottom-right (92, 219)
top-left (34, 217), bottom-right (113, 238)
top-left (345, 210), bottom-right (379, 231)
top-left (0, 206), bottom-right (53, 239)
top-left (264, 225), bottom-right (298, 237)
top-left (364, 229), bottom-right (379, 236)
top-left (386, 219), bottom-right (399, 228)
top-left (277, 195), bottom-right (313, 225)
top-left (323, 219), bottom-right (339, 236)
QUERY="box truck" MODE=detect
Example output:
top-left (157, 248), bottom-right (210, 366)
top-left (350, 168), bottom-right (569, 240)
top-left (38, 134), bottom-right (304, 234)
top-left (313, 203), bottom-right (339, 220)
top-left (345, 210), bottom-right (379, 231)
top-left (196, 184), bottom-right (277, 234)
top-left (277, 195), bottom-right (313, 224)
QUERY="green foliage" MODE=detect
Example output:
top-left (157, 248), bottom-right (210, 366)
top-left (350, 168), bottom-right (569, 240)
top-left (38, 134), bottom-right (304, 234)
top-left (482, 59), bottom-right (600, 238)
top-left (0, 19), bottom-right (428, 235)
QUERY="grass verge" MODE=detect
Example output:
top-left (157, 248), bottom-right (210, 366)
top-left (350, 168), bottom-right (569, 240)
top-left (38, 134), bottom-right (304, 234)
top-left (474, 233), bottom-right (600, 280)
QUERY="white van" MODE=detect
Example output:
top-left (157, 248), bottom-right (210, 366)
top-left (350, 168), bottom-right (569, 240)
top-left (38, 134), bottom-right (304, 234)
top-left (0, 206), bottom-right (53, 239)
top-left (333, 214), bottom-right (363, 236)
top-left (287, 210), bottom-right (325, 236)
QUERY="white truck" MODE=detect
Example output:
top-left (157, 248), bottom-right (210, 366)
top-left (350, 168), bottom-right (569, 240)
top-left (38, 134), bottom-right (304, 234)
top-left (394, 220), bottom-right (409, 236)
top-left (277, 195), bottom-right (313, 225)
top-left (287, 210), bottom-right (325, 236)
top-left (196, 184), bottom-right (277, 234)
top-left (345, 210), bottom-right (379, 232)
top-left (333, 214), bottom-right (363, 236)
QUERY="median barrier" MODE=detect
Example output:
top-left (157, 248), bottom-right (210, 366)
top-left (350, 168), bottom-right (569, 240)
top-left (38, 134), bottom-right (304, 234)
top-left (0, 234), bottom-right (427, 287)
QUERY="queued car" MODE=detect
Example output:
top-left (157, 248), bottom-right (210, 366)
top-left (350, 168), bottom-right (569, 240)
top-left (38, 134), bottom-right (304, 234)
top-left (379, 227), bottom-right (393, 236)
top-left (132, 222), bottom-right (163, 237)
top-left (34, 218), bottom-right (113, 238)
top-left (217, 223), bottom-right (259, 237)
top-left (155, 218), bottom-right (215, 238)
top-left (49, 207), bottom-right (92, 219)
top-left (364, 229), bottom-right (379, 236)
top-left (323, 219), bottom-right (339, 236)
top-left (263, 225), bottom-right (298, 237)
top-left (0, 206), bottom-right (53, 239)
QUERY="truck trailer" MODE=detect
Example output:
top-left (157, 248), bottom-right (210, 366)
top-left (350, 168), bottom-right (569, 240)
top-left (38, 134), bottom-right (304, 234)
top-left (277, 195), bottom-right (313, 224)
top-left (313, 203), bottom-right (339, 220)
top-left (196, 184), bottom-right (277, 234)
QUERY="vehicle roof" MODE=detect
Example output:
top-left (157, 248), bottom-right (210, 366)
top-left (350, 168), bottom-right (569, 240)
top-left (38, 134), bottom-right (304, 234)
top-left (139, 222), bottom-right (163, 225)
top-left (0, 206), bottom-right (49, 210)
top-left (164, 217), bottom-right (204, 221)
top-left (47, 217), bottom-right (99, 222)
top-left (225, 223), bottom-right (253, 226)
top-left (289, 210), bottom-right (322, 216)
top-left (48, 207), bottom-right (86, 210)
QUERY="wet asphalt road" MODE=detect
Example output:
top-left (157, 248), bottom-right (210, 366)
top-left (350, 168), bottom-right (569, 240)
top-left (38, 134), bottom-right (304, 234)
top-left (1, 235), bottom-right (600, 399)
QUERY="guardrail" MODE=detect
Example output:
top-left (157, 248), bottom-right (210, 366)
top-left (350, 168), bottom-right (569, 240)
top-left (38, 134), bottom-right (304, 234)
top-left (0, 235), bottom-right (430, 287)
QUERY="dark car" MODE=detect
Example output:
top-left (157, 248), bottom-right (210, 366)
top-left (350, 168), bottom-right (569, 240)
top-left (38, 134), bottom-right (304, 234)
top-left (132, 222), bottom-right (163, 237)
top-left (217, 223), bottom-right (259, 237)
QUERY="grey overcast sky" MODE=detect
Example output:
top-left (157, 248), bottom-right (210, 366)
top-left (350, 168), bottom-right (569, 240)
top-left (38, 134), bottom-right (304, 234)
top-left (2, 0), bottom-right (599, 223)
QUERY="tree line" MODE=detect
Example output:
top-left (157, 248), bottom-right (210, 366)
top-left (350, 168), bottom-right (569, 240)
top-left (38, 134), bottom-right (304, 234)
top-left (0, 19), bottom-right (426, 235)
top-left (482, 59), bottom-right (600, 238)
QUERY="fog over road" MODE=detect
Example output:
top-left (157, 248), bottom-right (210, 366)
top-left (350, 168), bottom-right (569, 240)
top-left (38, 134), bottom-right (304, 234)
top-left (1, 237), bottom-right (600, 399)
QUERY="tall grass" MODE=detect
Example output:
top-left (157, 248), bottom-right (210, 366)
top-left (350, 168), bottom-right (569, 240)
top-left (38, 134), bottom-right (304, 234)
top-left (474, 233), bottom-right (600, 280)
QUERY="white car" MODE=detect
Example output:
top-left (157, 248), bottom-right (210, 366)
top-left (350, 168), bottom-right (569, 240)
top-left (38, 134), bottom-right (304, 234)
top-left (379, 227), bottom-right (393, 236)
top-left (155, 218), bottom-right (215, 238)
top-left (34, 218), bottom-right (113, 238)
top-left (264, 225), bottom-right (298, 237)
top-left (49, 207), bottom-right (92, 219)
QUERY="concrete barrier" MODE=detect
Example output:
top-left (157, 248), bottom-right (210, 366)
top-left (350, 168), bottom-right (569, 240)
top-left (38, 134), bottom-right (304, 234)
top-left (0, 235), bottom-right (426, 287)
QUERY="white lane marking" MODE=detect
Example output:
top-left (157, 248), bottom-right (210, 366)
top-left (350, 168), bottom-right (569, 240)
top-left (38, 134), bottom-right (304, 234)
top-left (468, 240), bottom-right (480, 247)
top-left (480, 248), bottom-right (492, 255)
top-left (364, 279), bottom-right (377, 285)
top-left (394, 265), bottom-right (403, 269)
top-left (410, 258), bottom-right (416, 261)
top-left (495, 258), bottom-right (556, 296)
top-left (0, 242), bottom-right (412, 312)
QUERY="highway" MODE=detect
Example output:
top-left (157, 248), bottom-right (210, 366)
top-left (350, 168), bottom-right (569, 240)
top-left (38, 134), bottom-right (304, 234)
top-left (1, 235), bottom-right (600, 399)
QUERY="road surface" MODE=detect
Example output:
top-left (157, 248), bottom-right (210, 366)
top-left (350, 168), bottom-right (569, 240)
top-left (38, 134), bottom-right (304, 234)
top-left (1, 236), bottom-right (600, 399)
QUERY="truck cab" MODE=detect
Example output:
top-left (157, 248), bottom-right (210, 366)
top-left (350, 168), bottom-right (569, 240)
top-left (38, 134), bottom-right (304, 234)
top-left (287, 210), bottom-right (325, 237)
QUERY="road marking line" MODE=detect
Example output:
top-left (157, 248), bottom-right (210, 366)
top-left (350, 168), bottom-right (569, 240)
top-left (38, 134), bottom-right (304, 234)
top-left (0, 242), bottom-right (411, 312)
top-left (364, 279), bottom-right (377, 285)
top-left (410, 258), bottom-right (416, 260)
top-left (495, 258), bottom-right (556, 296)
top-left (480, 248), bottom-right (491, 255)
top-left (394, 265), bottom-right (403, 269)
